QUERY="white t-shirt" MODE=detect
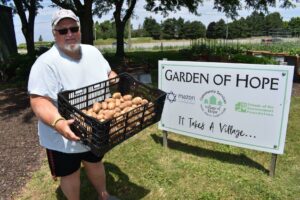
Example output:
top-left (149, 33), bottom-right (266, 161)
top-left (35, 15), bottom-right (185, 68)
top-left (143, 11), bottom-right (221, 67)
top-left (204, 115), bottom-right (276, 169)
top-left (28, 44), bottom-right (111, 153)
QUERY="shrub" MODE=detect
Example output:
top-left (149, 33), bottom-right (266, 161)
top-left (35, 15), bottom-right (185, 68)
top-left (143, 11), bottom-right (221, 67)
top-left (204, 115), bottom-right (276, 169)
top-left (0, 54), bottom-right (36, 84)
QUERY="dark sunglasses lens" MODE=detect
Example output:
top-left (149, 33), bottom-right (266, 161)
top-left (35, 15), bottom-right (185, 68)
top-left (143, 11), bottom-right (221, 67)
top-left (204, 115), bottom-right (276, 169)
top-left (70, 27), bottom-right (79, 33)
top-left (57, 29), bottom-right (68, 35)
top-left (56, 27), bottom-right (79, 35)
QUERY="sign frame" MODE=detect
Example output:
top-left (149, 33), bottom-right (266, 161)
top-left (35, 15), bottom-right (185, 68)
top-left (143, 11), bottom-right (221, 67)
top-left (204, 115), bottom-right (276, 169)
top-left (158, 60), bottom-right (294, 155)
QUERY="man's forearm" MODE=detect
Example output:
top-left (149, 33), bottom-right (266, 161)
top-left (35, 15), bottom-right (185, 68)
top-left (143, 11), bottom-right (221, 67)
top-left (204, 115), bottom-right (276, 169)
top-left (30, 95), bottom-right (61, 127)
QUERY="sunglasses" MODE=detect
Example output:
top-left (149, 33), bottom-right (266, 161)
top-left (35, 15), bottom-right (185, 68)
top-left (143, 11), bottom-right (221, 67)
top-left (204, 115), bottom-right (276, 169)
top-left (55, 26), bottom-right (79, 35)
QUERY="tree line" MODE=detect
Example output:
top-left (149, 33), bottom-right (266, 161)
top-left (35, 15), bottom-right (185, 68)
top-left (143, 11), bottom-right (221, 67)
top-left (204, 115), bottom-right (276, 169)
top-left (206, 11), bottom-right (300, 39)
top-left (0, 0), bottom-right (295, 57)
top-left (95, 17), bottom-right (206, 40)
top-left (95, 11), bottom-right (300, 41)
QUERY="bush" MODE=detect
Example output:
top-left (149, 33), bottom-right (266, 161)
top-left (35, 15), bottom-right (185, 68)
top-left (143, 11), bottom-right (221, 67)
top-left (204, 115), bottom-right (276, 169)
top-left (230, 54), bottom-right (278, 64)
top-left (0, 54), bottom-right (36, 84)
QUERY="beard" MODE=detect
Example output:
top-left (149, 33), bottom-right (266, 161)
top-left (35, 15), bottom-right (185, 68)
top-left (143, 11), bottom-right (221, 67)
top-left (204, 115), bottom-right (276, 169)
top-left (63, 42), bottom-right (80, 52)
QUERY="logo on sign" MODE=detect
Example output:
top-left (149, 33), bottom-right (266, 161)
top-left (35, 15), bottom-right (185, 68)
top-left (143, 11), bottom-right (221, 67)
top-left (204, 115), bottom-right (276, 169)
top-left (166, 91), bottom-right (177, 103)
top-left (200, 90), bottom-right (227, 117)
top-left (167, 91), bottom-right (196, 104)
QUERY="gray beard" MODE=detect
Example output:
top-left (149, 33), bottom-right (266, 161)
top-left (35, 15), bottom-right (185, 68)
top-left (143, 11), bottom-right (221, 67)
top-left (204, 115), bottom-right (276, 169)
top-left (63, 43), bottom-right (80, 52)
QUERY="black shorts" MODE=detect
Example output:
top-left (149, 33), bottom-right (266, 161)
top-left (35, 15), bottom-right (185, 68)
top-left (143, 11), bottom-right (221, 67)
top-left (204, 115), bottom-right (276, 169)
top-left (46, 149), bottom-right (104, 177)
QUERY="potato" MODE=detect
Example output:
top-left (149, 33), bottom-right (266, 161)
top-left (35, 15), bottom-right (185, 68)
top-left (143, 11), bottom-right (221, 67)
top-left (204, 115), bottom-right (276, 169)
top-left (114, 112), bottom-right (121, 118)
top-left (112, 92), bottom-right (121, 99)
top-left (141, 99), bottom-right (148, 105)
top-left (115, 99), bottom-right (121, 107)
top-left (132, 97), bottom-right (142, 105)
top-left (124, 100), bottom-right (132, 107)
top-left (92, 102), bottom-right (102, 113)
top-left (104, 110), bottom-right (114, 120)
top-left (102, 102), bottom-right (108, 109)
top-left (119, 102), bottom-right (127, 110)
top-left (92, 112), bottom-right (97, 118)
top-left (96, 113), bottom-right (104, 120)
top-left (123, 94), bottom-right (132, 101)
top-left (114, 107), bottom-right (121, 113)
top-left (107, 102), bottom-right (116, 110)
top-left (123, 107), bottom-right (131, 113)
top-left (86, 109), bottom-right (93, 117)
top-left (105, 97), bottom-right (115, 103)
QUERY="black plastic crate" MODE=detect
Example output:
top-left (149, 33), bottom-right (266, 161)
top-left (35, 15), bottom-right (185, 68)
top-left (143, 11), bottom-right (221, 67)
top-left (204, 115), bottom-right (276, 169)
top-left (58, 72), bottom-right (166, 156)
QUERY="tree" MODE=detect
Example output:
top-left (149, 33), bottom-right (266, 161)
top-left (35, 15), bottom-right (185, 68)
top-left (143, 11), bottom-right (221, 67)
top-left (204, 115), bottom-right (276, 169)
top-left (214, 19), bottom-right (227, 38)
top-left (94, 0), bottom-right (137, 58)
top-left (161, 18), bottom-right (177, 39)
top-left (143, 17), bottom-right (161, 39)
top-left (38, 35), bottom-right (43, 42)
top-left (265, 12), bottom-right (283, 36)
top-left (288, 17), bottom-right (300, 36)
top-left (183, 21), bottom-right (206, 39)
top-left (206, 22), bottom-right (217, 39)
top-left (96, 20), bottom-right (116, 39)
top-left (3, 0), bottom-right (43, 55)
top-left (246, 11), bottom-right (265, 36)
top-left (51, 0), bottom-right (94, 45)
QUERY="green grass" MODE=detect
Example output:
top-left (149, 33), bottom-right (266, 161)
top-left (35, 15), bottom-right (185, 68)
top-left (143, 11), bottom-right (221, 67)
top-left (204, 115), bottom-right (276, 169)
top-left (16, 97), bottom-right (300, 200)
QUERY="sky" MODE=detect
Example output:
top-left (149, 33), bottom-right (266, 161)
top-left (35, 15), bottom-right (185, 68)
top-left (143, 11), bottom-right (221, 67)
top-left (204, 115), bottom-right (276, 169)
top-left (11, 0), bottom-right (300, 45)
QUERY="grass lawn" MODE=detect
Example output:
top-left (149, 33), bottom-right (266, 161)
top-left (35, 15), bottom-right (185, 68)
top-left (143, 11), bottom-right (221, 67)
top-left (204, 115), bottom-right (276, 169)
top-left (16, 97), bottom-right (300, 200)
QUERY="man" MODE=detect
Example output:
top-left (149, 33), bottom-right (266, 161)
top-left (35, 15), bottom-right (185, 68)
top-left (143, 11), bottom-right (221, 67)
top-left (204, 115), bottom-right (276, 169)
top-left (28, 9), bottom-right (117, 200)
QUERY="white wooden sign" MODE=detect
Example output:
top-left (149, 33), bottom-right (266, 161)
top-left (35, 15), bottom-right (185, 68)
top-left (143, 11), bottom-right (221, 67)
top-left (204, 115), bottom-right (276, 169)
top-left (158, 60), bottom-right (294, 154)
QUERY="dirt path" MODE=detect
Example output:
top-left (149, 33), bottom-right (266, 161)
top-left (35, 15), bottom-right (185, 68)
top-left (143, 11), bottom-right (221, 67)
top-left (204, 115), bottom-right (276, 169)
top-left (0, 82), bottom-right (300, 200)
top-left (0, 88), bottom-right (44, 200)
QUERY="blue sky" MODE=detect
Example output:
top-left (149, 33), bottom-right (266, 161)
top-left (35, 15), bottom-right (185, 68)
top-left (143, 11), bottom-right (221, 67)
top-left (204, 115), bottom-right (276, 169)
top-left (12, 0), bottom-right (300, 44)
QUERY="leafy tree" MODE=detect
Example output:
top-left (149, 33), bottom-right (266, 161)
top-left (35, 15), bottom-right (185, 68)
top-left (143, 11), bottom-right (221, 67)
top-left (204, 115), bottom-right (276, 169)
top-left (183, 21), bottom-right (206, 39)
top-left (96, 20), bottom-right (116, 39)
top-left (143, 17), bottom-right (161, 39)
top-left (227, 20), bottom-right (242, 39)
top-left (265, 12), bottom-right (283, 36)
top-left (3, 0), bottom-right (43, 55)
top-left (38, 35), bottom-right (43, 41)
top-left (214, 19), bottom-right (227, 38)
top-left (246, 11), bottom-right (265, 36)
top-left (161, 18), bottom-right (177, 39)
top-left (176, 17), bottom-right (185, 39)
top-left (288, 17), bottom-right (300, 36)
top-left (206, 22), bottom-right (217, 39)
top-left (132, 24), bottom-right (146, 38)
top-left (93, 0), bottom-right (137, 58)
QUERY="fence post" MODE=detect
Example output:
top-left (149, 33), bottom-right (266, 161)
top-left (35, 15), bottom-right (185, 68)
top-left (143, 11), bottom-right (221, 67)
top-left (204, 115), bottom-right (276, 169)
top-left (162, 58), bottom-right (168, 148)
top-left (269, 153), bottom-right (278, 177)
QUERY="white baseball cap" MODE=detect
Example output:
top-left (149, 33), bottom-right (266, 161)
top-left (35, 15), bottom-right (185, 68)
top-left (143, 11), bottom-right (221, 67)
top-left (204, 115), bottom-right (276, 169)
top-left (51, 9), bottom-right (79, 28)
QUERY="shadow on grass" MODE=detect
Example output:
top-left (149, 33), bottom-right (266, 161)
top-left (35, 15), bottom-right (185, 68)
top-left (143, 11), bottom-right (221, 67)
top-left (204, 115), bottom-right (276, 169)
top-left (150, 134), bottom-right (269, 174)
top-left (55, 162), bottom-right (150, 200)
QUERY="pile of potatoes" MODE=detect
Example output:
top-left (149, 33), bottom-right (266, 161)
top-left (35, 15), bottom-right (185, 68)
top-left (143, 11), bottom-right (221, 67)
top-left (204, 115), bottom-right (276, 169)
top-left (81, 92), bottom-right (155, 125)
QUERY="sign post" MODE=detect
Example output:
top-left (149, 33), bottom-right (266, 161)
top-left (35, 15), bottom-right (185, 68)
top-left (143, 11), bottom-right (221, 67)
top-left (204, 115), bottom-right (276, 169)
top-left (158, 61), bottom-right (293, 175)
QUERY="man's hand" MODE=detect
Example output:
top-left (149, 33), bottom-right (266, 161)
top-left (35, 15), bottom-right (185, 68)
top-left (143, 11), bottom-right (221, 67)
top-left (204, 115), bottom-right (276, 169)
top-left (30, 95), bottom-right (80, 141)
top-left (54, 119), bottom-right (80, 141)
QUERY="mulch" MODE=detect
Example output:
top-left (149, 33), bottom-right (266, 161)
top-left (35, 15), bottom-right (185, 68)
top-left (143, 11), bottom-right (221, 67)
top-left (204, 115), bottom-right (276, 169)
top-left (0, 83), bottom-right (300, 200)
